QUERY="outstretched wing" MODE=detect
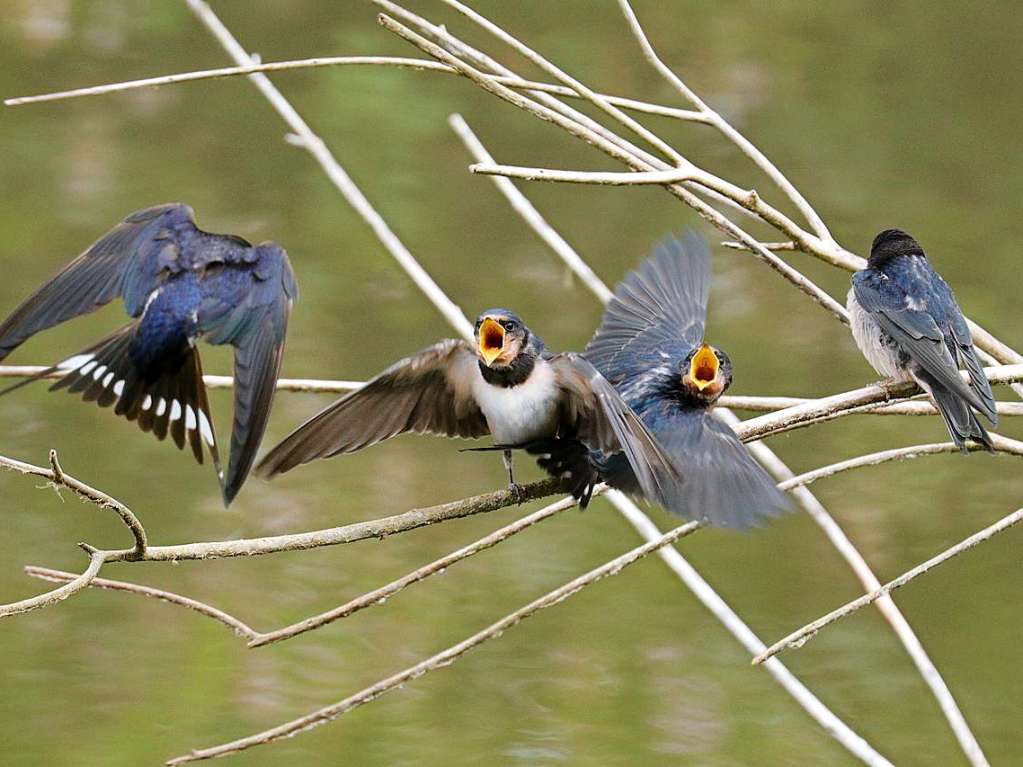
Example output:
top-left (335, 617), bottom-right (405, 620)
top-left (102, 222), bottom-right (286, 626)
top-left (256, 339), bottom-right (489, 478)
top-left (200, 244), bottom-right (297, 504)
top-left (653, 409), bottom-right (789, 529)
top-left (0, 203), bottom-right (195, 360)
top-left (852, 269), bottom-right (996, 423)
top-left (549, 352), bottom-right (683, 508)
top-left (586, 231), bottom-right (711, 383)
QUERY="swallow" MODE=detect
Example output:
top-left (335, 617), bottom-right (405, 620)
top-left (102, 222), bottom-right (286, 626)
top-left (0, 203), bottom-right (297, 505)
top-left (847, 229), bottom-right (997, 451)
top-left (256, 309), bottom-right (683, 507)
top-left (526, 233), bottom-right (790, 528)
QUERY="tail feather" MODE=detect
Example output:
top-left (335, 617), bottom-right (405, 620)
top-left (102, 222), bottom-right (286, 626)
top-left (3, 323), bottom-right (222, 473)
top-left (917, 371), bottom-right (994, 452)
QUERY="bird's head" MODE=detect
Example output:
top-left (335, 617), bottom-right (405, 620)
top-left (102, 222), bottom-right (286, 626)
top-left (680, 343), bottom-right (732, 404)
top-left (869, 229), bottom-right (926, 267)
top-left (474, 309), bottom-right (530, 368)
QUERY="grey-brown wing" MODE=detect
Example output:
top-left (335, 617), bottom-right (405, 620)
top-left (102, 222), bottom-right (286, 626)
top-left (550, 353), bottom-right (683, 506)
top-left (257, 339), bottom-right (489, 477)
top-left (0, 204), bottom-right (192, 360)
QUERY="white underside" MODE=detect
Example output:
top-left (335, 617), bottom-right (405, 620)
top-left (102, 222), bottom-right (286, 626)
top-left (847, 288), bottom-right (912, 381)
top-left (471, 358), bottom-right (560, 445)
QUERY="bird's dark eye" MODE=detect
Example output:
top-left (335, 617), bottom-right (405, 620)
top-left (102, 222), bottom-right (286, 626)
top-left (503, 320), bottom-right (516, 331)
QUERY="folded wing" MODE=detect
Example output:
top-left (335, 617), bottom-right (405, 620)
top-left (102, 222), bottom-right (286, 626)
top-left (852, 271), bottom-right (996, 423)
top-left (201, 245), bottom-right (298, 504)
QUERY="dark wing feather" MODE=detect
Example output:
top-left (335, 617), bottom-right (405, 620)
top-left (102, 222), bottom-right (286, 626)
top-left (948, 314), bottom-right (997, 425)
top-left (652, 409), bottom-right (789, 529)
top-left (0, 204), bottom-right (195, 360)
top-left (549, 353), bottom-right (683, 507)
top-left (586, 231), bottom-right (710, 383)
top-left (852, 272), bottom-right (994, 419)
top-left (256, 339), bottom-right (489, 478)
top-left (201, 245), bottom-right (297, 504)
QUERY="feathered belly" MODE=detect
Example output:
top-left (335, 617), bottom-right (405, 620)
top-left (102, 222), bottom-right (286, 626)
top-left (847, 288), bottom-right (911, 380)
top-left (473, 362), bottom-right (561, 445)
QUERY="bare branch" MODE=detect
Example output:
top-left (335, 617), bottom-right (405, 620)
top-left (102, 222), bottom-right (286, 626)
top-left (3, 57), bottom-right (707, 123)
top-left (0, 365), bottom-right (363, 393)
top-left (377, 12), bottom-right (850, 324)
top-left (166, 517), bottom-right (705, 765)
top-left (615, 0), bottom-right (835, 244)
top-left (99, 478), bottom-right (562, 564)
top-left (778, 435), bottom-right (1023, 492)
top-left (24, 566), bottom-right (259, 639)
top-left (754, 507), bottom-right (1023, 665)
top-left (721, 394), bottom-right (1023, 417)
top-left (722, 240), bottom-right (798, 252)
top-left (248, 489), bottom-right (590, 647)
top-left (471, 162), bottom-right (697, 185)
top-left (0, 552), bottom-right (106, 618)
top-left (184, 0), bottom-right (474, 341)
top-left (0, 449), bottom-right (150, 617)
top-left (734, 364), bottom-right (1023, 443)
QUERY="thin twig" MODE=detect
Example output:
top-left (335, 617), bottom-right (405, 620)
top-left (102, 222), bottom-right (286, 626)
top-left (165, 518), bottom-right (706, 765)
top-left (754, 507), bottom-right (1023, 664)
top-left (471, 162), bottom-right (699, 186)
top-left (735, 364), bottom-right (1023, 443)
top-left (720, 394), bottom-right (1023, 417)
top-left (379, 12), bottom-right (850, 325)
top-left (0, 552), bottom-right (106, 618)
top-left (615, 0), bottom-right (835, 244)
top-left (100, 478), bottom-right (562, 564)
top-left (0, 365), bottom-right (363, 393)
top-left (185, 0), bottom-right (474, 341)
top-left (0, 450), bottom-right (146, 555)
top-left (778, 435), bottom-right (1023, 491)
top-left (24, 566), bottom-right (259, 639)
top-left (3, 57), bottom-right (707, 123)
top-left (722, 240), bottom-right (798, 251)
top-left (0, 450), bottom-right (147, 617)
top-left (248, 489), bottom-right (591, 647)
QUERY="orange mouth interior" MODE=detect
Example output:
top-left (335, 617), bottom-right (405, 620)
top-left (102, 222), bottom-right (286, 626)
top-left (479, 318), bottom-right (506, 365)
top-left (689, 344), bottom-right (719, 390)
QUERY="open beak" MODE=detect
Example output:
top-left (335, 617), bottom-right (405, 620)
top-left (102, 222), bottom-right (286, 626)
top-left (478, 317), bottom-right (506, 366)
top-left (688, 344), bottom-right (719, 391)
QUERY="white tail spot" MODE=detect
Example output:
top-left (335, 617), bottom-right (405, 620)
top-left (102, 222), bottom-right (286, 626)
top-left (156, 398), bottom-right (167, 416)
top-left (198, 411), bottom-right (215, 446)
top-left (113, 380), bottom-right (125, 397)
top-left (142, 395), bottom-right (153, 411)
top-left (102, 371), bottom-right (115, 388)
top-left (169, 400), bottom-right (182, 422)
top-left (58, 353), bottom-right (94, 371)
top-left (80, 360), bottom-right (97, 376)
top-left (91, 364), bottom-right (108, 381)
top-left (185, 405), bottom-right (197, 431)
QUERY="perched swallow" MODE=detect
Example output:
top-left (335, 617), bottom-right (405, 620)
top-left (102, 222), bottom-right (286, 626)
top-left (256, 309), bottom-right (683, 507)
top-left (848, 229), bottom-right (997, 451)
top-left (527, 233), bottom-right (790, 528)
top-left (0, 203), bottom-right (297, 504)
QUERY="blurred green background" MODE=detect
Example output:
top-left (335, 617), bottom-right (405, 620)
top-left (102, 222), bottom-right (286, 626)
top-left (1, 1), bottom-right (1021, 765)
